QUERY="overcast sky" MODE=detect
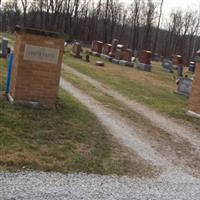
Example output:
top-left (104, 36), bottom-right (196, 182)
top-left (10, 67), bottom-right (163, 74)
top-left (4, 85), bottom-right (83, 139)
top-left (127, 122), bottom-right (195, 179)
top-left (1, 0), bottom-right (199, 16)
top-left (121, 0), bottom-right (199, 14)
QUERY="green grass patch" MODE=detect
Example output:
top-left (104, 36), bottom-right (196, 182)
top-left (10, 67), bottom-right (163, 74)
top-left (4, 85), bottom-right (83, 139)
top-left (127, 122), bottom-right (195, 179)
top-left (0, 90), bottom-right (156, 177)
top-left (0, 58), bottom-right (7, 92)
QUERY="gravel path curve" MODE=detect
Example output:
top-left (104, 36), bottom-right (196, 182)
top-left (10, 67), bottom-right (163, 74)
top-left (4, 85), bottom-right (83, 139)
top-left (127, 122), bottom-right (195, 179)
top-left (1, 171), bottom-right (200, 200)
top-left (62, 64), bottom-right (200, 150)
top-left (60, 78), bottom-right (169, 170)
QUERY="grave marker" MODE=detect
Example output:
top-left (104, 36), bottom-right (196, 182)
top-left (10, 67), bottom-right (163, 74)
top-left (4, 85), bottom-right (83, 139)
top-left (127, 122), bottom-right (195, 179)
top-left (71, 42), bottom-right (82, 58)
top-left (122, 49), bottom-right (132, 62)
top-left (102, 43), bottom-right (112, 55)
top-left (172, 55), bottom-right (183, 77)
top-left (162, 58), bottom-right (173, 73)
top-left (110, 39), bottom-right (119, 57)
top-left (91, 41), bottom-right (103, 55)
top-left (176, 77), bottom-right (192, 97)
top-left (1, 37), bottom-right (9, 58)
top-left (137, 50), bottom-right (152, 72)
top-left (188, 60), bottom-right (200, 118)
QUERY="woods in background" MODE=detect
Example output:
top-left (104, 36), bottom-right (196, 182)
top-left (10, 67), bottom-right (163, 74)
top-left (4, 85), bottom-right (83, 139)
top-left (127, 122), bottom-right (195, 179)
top-left (0, 0), bottom-right (200, 64)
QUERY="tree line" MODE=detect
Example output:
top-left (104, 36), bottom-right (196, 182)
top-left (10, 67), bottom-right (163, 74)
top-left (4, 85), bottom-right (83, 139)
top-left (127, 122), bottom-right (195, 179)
top-left (0, 0), bottom-right (200, 64)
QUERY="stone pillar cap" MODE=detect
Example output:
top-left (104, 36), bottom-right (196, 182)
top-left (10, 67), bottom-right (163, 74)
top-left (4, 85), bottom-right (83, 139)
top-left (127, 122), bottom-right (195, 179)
top-left (15, 25), bottom-right (63, 38)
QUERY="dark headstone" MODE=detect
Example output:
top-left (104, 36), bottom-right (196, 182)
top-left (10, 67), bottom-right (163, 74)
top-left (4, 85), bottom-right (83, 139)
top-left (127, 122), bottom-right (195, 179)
top-left (162, 59), bottom-right (173, 73)
top-left (2, 37), bottom-right (8, 58)
top-left (176, 77), bottom-right (192, 97)
top-left (189, 61), bottom-right (195, 73)
top-left (112, 58), bottom-right (120, 64)
top-left (137, 62), bottom-right (152, 72)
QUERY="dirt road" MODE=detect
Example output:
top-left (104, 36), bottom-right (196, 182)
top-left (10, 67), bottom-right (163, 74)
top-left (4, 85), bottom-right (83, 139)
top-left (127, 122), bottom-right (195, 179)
top-left (62, 64), bottom-right (200, 150)
top-left (61, 65), bottom-right (200, 177)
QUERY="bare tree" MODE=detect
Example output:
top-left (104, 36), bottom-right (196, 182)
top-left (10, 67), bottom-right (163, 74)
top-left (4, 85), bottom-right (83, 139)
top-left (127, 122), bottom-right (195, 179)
top-left (143, 0), bottom-right (156, 50)
top-left (21, 0), bottom-right (28, 26)
top-left (152, 0), bottom-right (164, 53)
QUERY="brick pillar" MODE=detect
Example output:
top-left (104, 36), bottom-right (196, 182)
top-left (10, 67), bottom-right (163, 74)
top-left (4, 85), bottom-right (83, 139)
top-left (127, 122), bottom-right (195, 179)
top-left (9, 26), bottom-right (64, 105)
top-left (188, 61), bottom-right (200, 118)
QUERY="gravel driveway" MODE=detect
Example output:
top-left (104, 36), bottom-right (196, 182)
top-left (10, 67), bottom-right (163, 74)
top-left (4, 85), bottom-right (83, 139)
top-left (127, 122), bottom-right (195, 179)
top-left (1, 171), bottom-right (200, 200)
top-left (62, 64), bottom-right (200, 150)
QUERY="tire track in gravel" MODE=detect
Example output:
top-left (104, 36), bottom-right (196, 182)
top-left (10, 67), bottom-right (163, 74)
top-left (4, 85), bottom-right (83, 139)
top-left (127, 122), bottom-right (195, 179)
top-left (60, 78), bottom-right (171, 172)
top-left (61, 72), bottom-right (200, 177)
top-left (62, 64), bottom-right (200, 150)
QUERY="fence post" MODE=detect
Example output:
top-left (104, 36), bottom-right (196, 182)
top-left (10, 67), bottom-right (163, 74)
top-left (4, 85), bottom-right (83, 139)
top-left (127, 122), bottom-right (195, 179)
top-left (6, 52), bottom-right (14, 94)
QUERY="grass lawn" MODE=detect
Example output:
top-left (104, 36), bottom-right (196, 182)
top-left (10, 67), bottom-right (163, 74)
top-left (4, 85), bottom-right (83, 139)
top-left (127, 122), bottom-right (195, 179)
top-left (0, 58), bottom-right (7, 92)
top-left (63, 47), bottom-right (200, 126)
top-left (0, 32), bottom-right (15, 46)
top-left (0, 55), bottom-right (155, 177)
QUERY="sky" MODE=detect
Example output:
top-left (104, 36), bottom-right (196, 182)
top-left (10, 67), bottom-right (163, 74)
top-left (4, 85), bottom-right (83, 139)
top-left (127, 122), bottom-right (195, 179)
top-left (1, 0), bottom-right (199, 16)
top-left (121, 0), bottom-right (199, 14)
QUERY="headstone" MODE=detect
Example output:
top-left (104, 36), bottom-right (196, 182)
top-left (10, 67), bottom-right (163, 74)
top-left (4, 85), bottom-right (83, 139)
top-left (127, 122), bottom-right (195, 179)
top-left (122, 49), bottom-right (132, 62)
top-left (91, 40), bottom-right (96, 51)
top-left (137, 62), bottom-right (152, 72)
top-left (102, 43), bottom-right (112, 55)
top-left (9, 26), bottom-right (64, 105)
top-left (96, 61), bottom-right (104, 67)
top-left (137, 50), bottom-right (152, 72)
top-left (119, 60), bottom-right (128, 66)
top-left (100, 53), bottom-right (112, 62)
top-left (117, 44), bottom-right (124, 50)
top-left (176, 77), bottom-right (192, 97)
top-left (172, 55), bottom-right (183, 76)
top-left (71, 42), bottom-right (82, 58)
top-left (115, 49), bottom-right (123, 60)
top-left (118, 60), bottom-right (134, 67)
top-left (110, 39), bottom-right (119, 57)
top-left (189, 61), bottom-right (195, 73)
top-left (2, 37), bottom-right (9, 58)
top-left (188, 57), bottom-right (200, 118)
top-left (91, 41), bottom-right (103, 54)
top-left (139, 50), bottom-right (152, 64)
top-left (152, 53), bottom-right (160, 61)
top-left (162, 58), bottom-right (173, 73)
top-left (112, 58), bottom-right (120, 64)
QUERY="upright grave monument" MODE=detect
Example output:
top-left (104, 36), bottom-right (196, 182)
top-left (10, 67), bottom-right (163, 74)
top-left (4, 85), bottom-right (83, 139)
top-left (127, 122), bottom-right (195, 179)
top-left (176, 77), bottom-right (193, 97)
top-left (137, 50), bottom-right (152, 72)
top-left (188, 58), bottom-right (200, 118)
top-left (1, 37), bottom-right (9, 58)
top-left (189, 61), bottom-right (195, 73)
top-left (109, 39), bottom-right (119, 57)
top-left (102, 43), bottom-right (112, 55)
top-left (91, 40), bottom-right (103, 55)
top-left (122, 49), bottom-right (132, 62)
top-left (9, 26), bottom-right (64, 105)
top-left (71, 42), bottom-right (82, 58)
top-left (115, 44), bottom-right (125, 60)
top-left (172, 55), bottom-right (183, 77)
top-left (162, 58), bottom-right (173, 73)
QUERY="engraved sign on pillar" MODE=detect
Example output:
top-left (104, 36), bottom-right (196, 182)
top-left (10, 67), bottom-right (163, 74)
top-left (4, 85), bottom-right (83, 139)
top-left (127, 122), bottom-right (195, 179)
top-left (24, 44), bottom-right (60, 64)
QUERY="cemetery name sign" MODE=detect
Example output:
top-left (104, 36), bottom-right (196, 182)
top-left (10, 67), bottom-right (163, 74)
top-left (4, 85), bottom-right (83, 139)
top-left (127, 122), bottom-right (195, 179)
top-left (24, 44), bottom-right (60, 64)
